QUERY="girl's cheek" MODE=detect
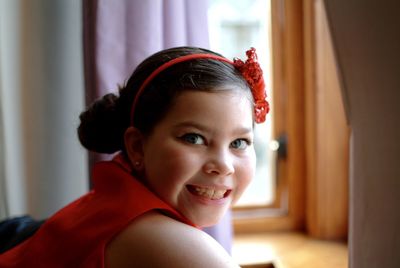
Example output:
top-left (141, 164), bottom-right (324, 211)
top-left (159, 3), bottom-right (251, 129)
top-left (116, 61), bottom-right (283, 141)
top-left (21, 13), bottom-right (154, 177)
top-left (233, 157), bottom-right (255, 204)
top-left (240, 155), bottom-right (255, 178)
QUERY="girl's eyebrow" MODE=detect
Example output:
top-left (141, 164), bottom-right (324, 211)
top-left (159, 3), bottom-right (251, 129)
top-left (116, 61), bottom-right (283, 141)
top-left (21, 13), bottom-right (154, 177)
top-left (173, 121), bottom-right (253, 136)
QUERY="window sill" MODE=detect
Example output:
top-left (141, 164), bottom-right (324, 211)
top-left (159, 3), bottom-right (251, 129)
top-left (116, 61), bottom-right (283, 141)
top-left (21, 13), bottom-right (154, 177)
top-left (233, 232), bottom-right (348, 268)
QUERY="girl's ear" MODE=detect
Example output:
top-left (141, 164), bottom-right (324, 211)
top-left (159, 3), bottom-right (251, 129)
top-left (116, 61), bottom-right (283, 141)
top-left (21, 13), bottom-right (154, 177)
top-left (124, 127), bottom-right (145, 171)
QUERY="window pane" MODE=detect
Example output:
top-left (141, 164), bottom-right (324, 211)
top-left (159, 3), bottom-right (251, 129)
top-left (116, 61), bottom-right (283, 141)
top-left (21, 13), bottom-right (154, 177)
top-left (208, 0), bottom-right (274, 206)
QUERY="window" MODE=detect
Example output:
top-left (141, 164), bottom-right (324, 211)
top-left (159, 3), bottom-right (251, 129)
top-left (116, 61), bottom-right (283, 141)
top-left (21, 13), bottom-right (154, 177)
top-left (208, 0), bottom-right (308, 234)
top-left (208, 0), bottom-right (276, 208)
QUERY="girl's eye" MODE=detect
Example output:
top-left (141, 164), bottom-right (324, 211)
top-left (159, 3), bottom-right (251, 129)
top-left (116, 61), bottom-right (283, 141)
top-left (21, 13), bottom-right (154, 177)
top-left (180, 133), bottom-right (205, 145)
top-left (230, 139), bottom-right (251, 150)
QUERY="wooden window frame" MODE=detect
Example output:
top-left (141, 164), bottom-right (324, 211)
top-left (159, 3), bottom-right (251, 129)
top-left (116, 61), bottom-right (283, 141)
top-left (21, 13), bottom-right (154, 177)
top-left (233, 0), bottom-right (349, 240)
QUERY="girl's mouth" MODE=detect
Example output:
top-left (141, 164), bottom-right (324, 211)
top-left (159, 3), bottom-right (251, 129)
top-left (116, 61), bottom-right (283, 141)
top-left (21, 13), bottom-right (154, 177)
top-left (186, 185), bottom-right (231, 200)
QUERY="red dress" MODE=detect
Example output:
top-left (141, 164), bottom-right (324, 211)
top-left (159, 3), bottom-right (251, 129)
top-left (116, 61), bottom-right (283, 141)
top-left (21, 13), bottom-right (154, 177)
top-left (0, 157), bottom-right (194, 267)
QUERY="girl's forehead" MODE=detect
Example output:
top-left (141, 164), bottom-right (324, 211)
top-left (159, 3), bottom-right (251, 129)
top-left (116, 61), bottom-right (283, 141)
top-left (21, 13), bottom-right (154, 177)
top-left (174, 90), bottom-right (251, 109)
top-left (160, 90), bottom-right (254, 129)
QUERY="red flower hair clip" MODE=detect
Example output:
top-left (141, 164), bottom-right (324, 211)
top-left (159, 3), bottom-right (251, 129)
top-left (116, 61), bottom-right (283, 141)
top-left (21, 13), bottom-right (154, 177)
top-left (233, 48), bottom-right (269, 123)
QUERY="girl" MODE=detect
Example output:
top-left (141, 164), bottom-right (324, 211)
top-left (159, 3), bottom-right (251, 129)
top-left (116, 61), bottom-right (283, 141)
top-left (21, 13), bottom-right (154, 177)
top-left (0, 46), bottom-right (269, 267)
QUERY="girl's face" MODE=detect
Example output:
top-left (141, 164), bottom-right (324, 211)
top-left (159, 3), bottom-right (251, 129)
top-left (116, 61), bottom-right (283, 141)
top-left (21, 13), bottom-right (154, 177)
top-left (141, 90), bottom-right (255, 227)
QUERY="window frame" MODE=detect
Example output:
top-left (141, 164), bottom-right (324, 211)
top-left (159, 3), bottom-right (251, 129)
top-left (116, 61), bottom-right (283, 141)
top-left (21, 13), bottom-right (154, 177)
top-left (233, 0), bottom-right (349, 240)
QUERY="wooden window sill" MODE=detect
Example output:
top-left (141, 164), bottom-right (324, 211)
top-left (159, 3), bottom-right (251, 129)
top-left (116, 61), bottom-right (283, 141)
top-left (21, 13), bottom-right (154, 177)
top-left (233, 232), bottom-right (348, 268)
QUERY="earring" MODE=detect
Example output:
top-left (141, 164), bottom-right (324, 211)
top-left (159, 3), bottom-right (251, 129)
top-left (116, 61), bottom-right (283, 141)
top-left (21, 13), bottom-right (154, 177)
top-left (133, 161), bottom-right (144, 171)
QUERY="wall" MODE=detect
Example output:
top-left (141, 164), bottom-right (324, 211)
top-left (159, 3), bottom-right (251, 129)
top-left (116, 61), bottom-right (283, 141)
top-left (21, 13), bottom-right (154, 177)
top-left (324, 0), bottom-right (400, 267)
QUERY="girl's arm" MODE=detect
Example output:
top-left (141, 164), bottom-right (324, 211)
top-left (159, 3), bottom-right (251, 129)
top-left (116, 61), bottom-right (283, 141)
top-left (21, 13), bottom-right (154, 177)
top-left (106, 211), bottom-right (239, 268)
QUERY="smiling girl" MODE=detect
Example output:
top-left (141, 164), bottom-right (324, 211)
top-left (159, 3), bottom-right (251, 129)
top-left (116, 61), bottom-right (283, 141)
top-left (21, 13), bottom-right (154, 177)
top-left (0, 47), bottom-right (269, 267)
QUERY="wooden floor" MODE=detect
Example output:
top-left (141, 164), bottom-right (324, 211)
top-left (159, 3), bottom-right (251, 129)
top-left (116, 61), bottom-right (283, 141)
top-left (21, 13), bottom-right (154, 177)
top-left (233, 232), bottom-right (348, 268)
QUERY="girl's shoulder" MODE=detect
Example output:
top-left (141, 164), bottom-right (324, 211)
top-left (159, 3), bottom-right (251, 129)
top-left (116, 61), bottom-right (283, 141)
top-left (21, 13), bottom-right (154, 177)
top-left (105, 211), bottom-right (239, 268)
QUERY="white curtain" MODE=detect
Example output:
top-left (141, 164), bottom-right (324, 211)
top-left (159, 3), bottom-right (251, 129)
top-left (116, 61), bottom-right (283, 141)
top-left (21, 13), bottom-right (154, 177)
top-left (0, 0), bottom-right (88, 219)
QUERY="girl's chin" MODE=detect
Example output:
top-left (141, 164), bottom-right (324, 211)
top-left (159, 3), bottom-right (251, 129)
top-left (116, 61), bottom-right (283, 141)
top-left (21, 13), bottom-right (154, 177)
top-left (179, 191), bottom-right (233, 227)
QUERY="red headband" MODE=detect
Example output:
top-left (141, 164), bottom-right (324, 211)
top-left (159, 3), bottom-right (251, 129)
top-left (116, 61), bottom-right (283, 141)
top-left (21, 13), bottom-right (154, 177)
top-left (130, 47), bottom-right (269, 125)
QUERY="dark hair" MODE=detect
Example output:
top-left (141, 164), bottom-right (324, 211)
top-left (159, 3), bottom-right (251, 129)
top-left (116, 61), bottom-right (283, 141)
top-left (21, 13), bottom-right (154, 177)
top-left (78, 46), bottom-right (252, 154)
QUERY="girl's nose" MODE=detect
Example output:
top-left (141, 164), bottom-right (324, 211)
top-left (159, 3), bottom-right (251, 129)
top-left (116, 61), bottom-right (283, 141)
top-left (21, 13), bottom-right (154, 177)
top-left (202, 150), bottom-right (234, 177)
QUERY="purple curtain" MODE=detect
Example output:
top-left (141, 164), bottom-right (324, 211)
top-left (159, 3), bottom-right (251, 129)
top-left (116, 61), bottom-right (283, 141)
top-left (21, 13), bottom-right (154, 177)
top-left (84, 0), bottom-right (210, 100)
top-left (82, 0), bottom-right (232, 254)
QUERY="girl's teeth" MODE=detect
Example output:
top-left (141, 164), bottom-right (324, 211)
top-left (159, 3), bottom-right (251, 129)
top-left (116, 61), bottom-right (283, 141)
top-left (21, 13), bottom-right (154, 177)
top-left (194, 187), bottom-right (227, 200)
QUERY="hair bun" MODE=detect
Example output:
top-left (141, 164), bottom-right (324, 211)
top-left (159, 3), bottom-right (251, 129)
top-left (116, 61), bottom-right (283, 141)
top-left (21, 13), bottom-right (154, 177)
top-left (78, 93), bottom-right (125, 153)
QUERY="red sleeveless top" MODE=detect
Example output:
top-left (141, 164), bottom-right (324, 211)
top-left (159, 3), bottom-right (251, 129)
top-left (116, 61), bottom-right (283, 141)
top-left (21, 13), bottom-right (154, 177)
top-left (0, 158), bottom-right (195, 267)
